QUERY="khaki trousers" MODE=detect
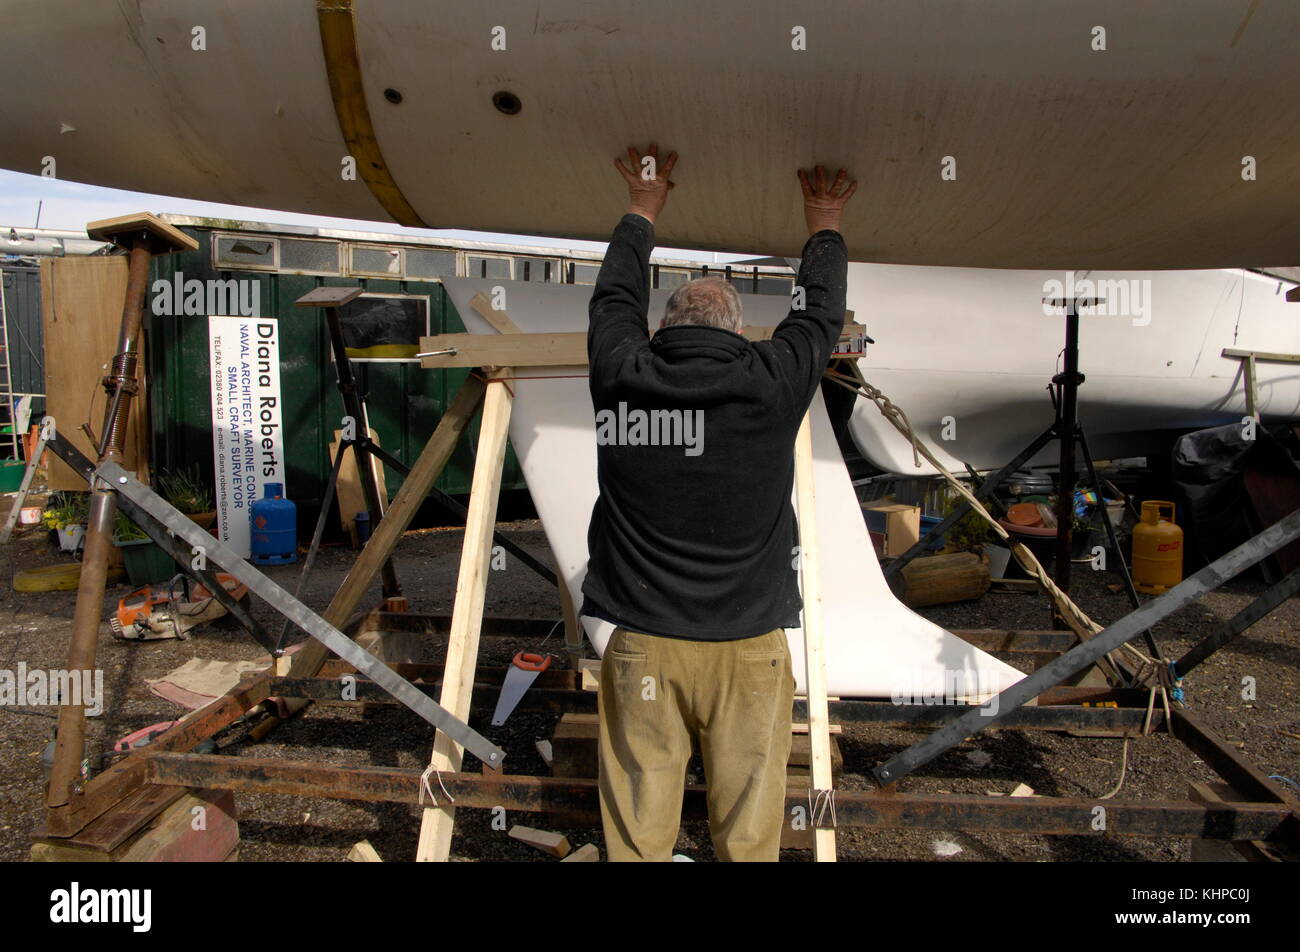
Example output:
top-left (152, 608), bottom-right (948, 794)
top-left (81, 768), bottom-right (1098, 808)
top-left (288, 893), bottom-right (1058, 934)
top-left (597, 626), bottom-right (795, 862)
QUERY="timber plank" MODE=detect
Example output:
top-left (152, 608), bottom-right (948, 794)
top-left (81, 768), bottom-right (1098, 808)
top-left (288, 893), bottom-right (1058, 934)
top-left (416, 365), bottom-right (515, 861)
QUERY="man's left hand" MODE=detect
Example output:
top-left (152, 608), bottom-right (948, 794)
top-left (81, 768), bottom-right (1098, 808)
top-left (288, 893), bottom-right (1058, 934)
top-left (614, 143), bottom-right (677, 225)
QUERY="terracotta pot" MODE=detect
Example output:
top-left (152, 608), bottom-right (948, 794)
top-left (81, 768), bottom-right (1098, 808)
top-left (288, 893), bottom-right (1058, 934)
top-left (185, 511), bottom-right (217, 530)
top-left (998, 518), bottom-right (1057, 579)
top-left (1006, 501), bottom-right (1045, 528)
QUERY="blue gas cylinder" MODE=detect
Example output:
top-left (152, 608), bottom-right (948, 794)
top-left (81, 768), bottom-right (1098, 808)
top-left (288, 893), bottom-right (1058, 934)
top-left (250, 482), bottom-right (297, 565)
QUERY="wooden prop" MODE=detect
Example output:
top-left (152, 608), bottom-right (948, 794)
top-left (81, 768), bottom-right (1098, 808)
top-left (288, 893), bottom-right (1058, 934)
top-left (419, 308), bottom-right (860, 370)
top-left (416, 296), bottom-right (523, 861)
top-left (793, 411), bottom-right (837, 861)
top-left (889, 551), bottom-right (991, 608)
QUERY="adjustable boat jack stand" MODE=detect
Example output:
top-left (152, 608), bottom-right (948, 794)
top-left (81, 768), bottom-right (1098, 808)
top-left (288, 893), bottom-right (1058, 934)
top-left (883, 295), bottom-right (1160, 667)
top-left (45, 214), bottom-right (198, 832)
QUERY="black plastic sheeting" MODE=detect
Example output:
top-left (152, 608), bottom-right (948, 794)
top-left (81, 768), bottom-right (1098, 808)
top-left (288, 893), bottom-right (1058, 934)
top-left (1172, 422), bottom-right (1300, 580)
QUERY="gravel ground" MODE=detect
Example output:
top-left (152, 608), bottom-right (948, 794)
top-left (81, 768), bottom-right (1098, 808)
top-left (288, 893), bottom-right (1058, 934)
top-left (1, 510), bottom-right (1296, 863)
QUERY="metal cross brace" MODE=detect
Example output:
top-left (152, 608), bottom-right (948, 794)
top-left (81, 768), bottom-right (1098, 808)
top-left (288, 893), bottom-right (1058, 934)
top-left (99, 460), bottom-right (506, 769)
top-left (874, 504), bottom-right (1300, 785)
top-left (1173, 563), bottom-right (1300, 679)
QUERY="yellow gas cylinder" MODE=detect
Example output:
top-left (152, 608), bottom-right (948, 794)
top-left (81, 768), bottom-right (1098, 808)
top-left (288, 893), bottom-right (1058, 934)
top-left (1132, 501), bottom-right (1183, 594)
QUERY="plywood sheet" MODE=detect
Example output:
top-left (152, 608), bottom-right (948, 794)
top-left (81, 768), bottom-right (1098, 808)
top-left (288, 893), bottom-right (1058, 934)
top-left (39, 256), bottom-right (150, 491)
top-left (328, 428), bottom-right (387, 546)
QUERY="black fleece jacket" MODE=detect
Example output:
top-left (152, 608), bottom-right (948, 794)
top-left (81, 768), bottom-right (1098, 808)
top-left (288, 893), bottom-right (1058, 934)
top-left (580, 213), bottom-right (848, 640)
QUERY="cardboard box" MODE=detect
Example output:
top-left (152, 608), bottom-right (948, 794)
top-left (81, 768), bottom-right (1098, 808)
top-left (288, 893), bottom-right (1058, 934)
top-left (862, 502), bottom-right (921, 557)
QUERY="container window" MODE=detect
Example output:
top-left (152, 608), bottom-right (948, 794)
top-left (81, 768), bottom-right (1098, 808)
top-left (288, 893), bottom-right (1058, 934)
top-left (214, 234), bottom-right (277, 270)
top-left (280, 237), bottom-right (340, 274)
top-left (338, 293), bottom-right (430, 361)
top-left (568, 262), bottom-right (602, 285)
top-left (405, 248), bottom-right (458, 281)
top-left (350, 244), bottom-right (403, 277)
top-left (727, 268), bottom-right (757, 294)
top-left (467, 254), bottom-right (513, 280)
top-left (757, 275), bottom-right (795, 296)
top-left (516, 257), bottom-right (557, 282)
top-left (655, 267), bottom-right (691, 291)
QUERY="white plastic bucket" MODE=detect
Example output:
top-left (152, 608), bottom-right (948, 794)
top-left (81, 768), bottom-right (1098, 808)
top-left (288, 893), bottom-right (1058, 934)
top-left (57, 525), bottom-right (85, 552)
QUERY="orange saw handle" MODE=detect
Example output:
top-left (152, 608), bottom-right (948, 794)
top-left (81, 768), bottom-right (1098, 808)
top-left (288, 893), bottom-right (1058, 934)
top-left (512, 651), bottom-right (552, 673)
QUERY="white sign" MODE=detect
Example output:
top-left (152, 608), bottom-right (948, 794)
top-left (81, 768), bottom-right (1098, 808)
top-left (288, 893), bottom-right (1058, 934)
top-left (208, 316), bottom-right (286, 557)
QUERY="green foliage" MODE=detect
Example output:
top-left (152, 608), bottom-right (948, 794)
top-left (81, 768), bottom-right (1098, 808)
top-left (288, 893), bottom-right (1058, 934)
top-left (41, 491), bottom-right (88, 530)
top-left (157, 466), bottom-right (213, 515)
top-left (113, 510), bottom-right (149, 542)
top-left (942, 492), bottom-right (992, 553)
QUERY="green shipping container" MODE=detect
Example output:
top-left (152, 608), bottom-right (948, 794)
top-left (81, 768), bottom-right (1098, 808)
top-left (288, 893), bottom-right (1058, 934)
top-left (141, 215), bottom-right (794, 543)
top-left (144, 223), bottom-right (528, 537)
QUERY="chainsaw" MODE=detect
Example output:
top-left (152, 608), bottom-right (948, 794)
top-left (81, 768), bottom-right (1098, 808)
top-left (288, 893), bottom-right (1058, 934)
top-left (109, 574), bottom-right (247, 641)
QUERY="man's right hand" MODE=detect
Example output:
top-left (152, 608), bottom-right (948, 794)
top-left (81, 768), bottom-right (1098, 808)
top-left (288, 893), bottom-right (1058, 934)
top-left (615, 143), bottom-right (678, 226)
top-left (797, 165), bottom-right (857, 235)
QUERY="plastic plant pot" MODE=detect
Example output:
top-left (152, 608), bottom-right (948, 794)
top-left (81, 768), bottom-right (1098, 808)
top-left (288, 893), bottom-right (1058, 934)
top-left (114, 537), bottom-right (177, 586)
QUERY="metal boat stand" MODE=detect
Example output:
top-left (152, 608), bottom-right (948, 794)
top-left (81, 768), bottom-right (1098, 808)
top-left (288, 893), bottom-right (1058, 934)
top-left (279, 286), bottom-right (558, 656)
top-left (48, 593), bottom-right (1298, 859)
top-left (884, 295), bottom-right (1159, 669)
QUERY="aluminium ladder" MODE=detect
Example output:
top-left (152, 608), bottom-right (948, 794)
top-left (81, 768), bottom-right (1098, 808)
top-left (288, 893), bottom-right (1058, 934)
top-left (0, 271), bottom-right (20, 461)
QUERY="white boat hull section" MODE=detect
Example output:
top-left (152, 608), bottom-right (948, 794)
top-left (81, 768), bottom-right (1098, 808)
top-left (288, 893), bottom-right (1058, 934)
top-left (441, 277), bottom-right (1023, 700)
top-left (3, 2), bottom-right (1298, 268)
top-left (845, 265), bottom-right (1300, 475)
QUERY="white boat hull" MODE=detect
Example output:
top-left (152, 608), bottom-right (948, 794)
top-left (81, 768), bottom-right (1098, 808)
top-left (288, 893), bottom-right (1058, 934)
top-left (845, 265), bottom-right (1300, 475)
top-left (3, 1), bottom-right (1298, 268)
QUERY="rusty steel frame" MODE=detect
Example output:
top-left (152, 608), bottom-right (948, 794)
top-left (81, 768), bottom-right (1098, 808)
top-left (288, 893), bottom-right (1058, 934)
top-left (35, 589), bottom-right (1299, 849)
top-left (140, 750), bottom-right (1291, 841)
top-left (35, 614), bottom-right (1299, 851)
top-left (36, 498), bottom-right (1299, 852)
top-left (347, 611), bottom-right (1089, 654)
top-left (266, 672), bottom-right (1166, 732)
